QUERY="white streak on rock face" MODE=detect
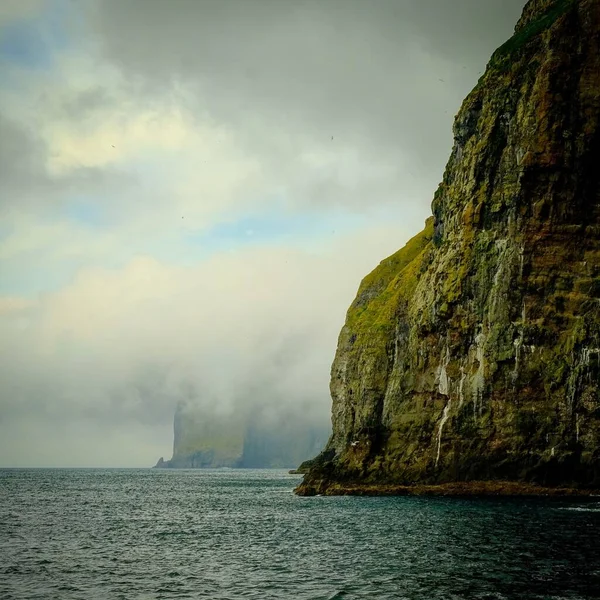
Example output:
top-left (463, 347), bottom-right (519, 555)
top-left (513, 337), bottom-right (523, 381)
top-left (495, 238), bottom-right (508, 252)
top-left (581, 347), bottom-right (600, 366)
top-left (567, 347), bottom-right (600, 410)
top-left (438, 365), bottom-right (449, 396)
top-left (458, 366), bottom-right (466, 408)
top-left (512, 301), bottom-right (526, 383)
top-left (438, 344), bottom-right (451, 396)
top-left (435, 399), bottom-right (452, 467)
top-left (582, 347), bottom-right (590, 367)
top-left (472, 331), bottom-right (486, 415)
top-left (490, 245), bottom-right (509, 315)
top-left (519, 244), bottom-right (525, 279)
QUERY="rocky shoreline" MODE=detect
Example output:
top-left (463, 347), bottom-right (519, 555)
top-left (295, 479), bottom-right (600, 498)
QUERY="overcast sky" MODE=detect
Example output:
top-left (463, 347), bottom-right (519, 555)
top-left (0, 0), bottom-right (526, 467)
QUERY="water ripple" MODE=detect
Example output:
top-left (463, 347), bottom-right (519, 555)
top-left (1, 469), bottom-right (599, 599)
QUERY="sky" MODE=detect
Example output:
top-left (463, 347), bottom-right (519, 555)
top-left (0, 0), bottom-right (527, 467)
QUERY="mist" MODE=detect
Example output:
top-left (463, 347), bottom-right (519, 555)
top-left (0, 0), bottom-right (526, 466)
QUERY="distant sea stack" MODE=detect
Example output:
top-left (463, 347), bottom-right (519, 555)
top-left (155, 401), bottom-right (329, 469)
top-left (297, 0), bottom-right (600, 496)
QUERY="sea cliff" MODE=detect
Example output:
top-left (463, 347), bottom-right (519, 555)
top-left (297, 0), bottom-right (600, 496)
top-left (156, 401), bottom-right (329, 469)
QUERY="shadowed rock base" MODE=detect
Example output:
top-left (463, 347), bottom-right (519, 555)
top-left (295, 479), bottom-right (600, 498)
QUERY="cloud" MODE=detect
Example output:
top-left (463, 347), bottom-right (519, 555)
top-left (0, 296), bottom-right (35, 314)
top-left (90, 0), bottom-right (526, 181)
top-left (0, 224), bottom-right (414, 466)
top-left (0, 0), bottom-right (528, 465)
top-left (0, 0), bottom-right (45, 26)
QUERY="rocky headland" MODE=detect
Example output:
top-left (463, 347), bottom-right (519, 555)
top-left (297, 0), bottom-right (600, 496)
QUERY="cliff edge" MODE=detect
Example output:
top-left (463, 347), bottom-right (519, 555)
top-left (297, 0), bottom-right (600, 496)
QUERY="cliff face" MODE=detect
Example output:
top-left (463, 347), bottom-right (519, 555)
top-left (156, 401), bottom-right (329, 469)
top-left (298, 0), bottom-right (600, 494)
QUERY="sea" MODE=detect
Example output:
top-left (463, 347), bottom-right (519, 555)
top-left (1, 468), bottom-right (599, 600)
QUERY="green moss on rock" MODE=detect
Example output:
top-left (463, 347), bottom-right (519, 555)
top-left (490, 0), bottom-right (576, 69)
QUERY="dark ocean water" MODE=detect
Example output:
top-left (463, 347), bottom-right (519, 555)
top-left (1, 469), bottom-right (599, 600)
